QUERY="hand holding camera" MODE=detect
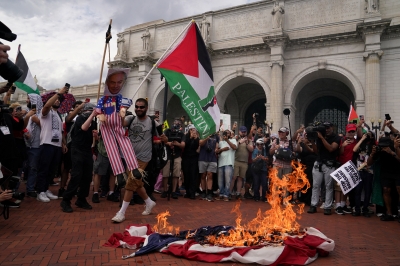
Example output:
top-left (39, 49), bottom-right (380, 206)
top-left (0, 190), bottom-right (13, 202)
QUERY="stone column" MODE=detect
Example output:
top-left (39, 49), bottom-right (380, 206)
top-left (264, 33), bottom-right (288, 129)
top-left (136, 59), bottom-right (153, 101)
top-left (270, 61), bottom-right (284, 128)
top-left (363, 51), bottom-right (383, 120)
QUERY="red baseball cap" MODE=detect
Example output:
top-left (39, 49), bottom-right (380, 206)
top-left (345, 124), bottom-right (357, 132)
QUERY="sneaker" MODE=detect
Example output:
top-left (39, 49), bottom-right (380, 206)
top-left (171, 193), bottom-right (178, 199)
top-left (111, 212), bottom-right (125, 223)
top-left (154, 189), bottom-right (162, 194)
top-left (160, 192), bottom-right (167, 198)
top-left (380, 214), bottom-right (395, 221)
top-left (58, 188), bottom-right (65, 199)
top-left (37, 192), bottom-right (50, 202)
top-left (49, 181), bottom-right (59, 186)
top-left (319, 202), bottom-right (325, 209)
top-left (100, 190), bottom-right (108, 198)
top-left (75, 199), bottom-right (92, 210)
top-left (60, 200), bottom-right (73, 213)
top-left (223, 196), bottom-right (229, 202)
top-left (352, 211), bottom-right (361, 216)
top-left (324, 208), bottom-right (332, 215)
top-left (363, 212), bottom-right (371, 218)
top-left (335, 206), bottom-right (344, 215)
top-left (206, 194), bottom-right (214, 202)
top-left (142, 200), bottom-right (156, 215)
top-left (27, 191), bottom-right (37, 198)
top-left (307, 206), bottom-right (317, 213)
top-left (107, 193), bottom-right (119, 202)
top-left (92, 193), bottom-right (100, 203)
top-left (215, 196), bottom-right (223, 201)
top-left (244, 192), bottom-right (253, 199)
top-left (46, 190), bottom-right (58, 200)
top-left (200, 192), bottom-right (206, 200)
top-left (342, 206), bottom-right (352, 214)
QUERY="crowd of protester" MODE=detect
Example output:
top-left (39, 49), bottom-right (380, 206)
top-left (1, 81), bottom-right (400, 224)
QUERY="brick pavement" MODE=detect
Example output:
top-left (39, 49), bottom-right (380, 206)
top-left (0, 184), bottom-right (399, 266)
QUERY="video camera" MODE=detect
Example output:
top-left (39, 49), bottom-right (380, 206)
top-left (305, 122), bottom-right (326, 141)
top-left (168, 124), bottom-right (183, 142)
top-left (0, 22), bottom-right (23, 85)
top-left (0, 166), bottom-right (25, 201)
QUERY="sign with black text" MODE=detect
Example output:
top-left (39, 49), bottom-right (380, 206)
top-left (330, 160), bottom-right (361, 195)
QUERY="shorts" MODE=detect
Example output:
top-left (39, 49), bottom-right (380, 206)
top-left (162, 157), bottom-right (182, 177)
top-left (381, 173), bottom-right (400, 187)
top-left (334, 181), bottom-right (341, 192)
top-left (125, 160), bottom-right (148, 191)
top-left (234, 161), bottom-right (248, 178)
top-left (199, 161), bottom-right (217, 174)
top-left (93, 153), bottom-right (112, 176)
top-left (275, 166), bottom-right (292, 179)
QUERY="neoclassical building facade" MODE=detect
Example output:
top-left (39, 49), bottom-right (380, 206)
top-left (78, 0), bottom-right (400, 133)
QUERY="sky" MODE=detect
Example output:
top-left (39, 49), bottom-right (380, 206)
top-left (0, 0), bottom-right (260, 90)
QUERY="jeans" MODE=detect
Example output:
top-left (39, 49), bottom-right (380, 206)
top-left (36, 144), bottom-right (62, 193)
top-left (311, 162), bottom-right (335, 208)
top-left (253, 170), bottom-right (268, 201)
top-left (218, 165), bottom-right (233, 197)
top-left (26, 147), bottom-right (41, 192)
top-left (354, 171), bottom-right (373, 213)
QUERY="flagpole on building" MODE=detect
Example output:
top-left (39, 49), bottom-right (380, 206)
top-left (97, 19), bottom-right (113, 102)
top-left (130, 20), bottom-right (195, 101)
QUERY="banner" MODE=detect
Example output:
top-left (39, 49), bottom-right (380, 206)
top-left (330, 160), bottom-right (361, 194)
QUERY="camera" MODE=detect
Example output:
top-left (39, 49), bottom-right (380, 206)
top-left (385, 114), bottom-right (394, 124)
top-left (0, 175), bottom-right (25, 201)
top-left (305, 122), bottom-right (326, 141)
top-left (169, 126), bottom-right (183, 142)
top-left (0, 22), bottom-right (23, 84)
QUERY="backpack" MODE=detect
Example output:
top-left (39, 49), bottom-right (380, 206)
top-left (274, 139), bottom-right (293, 161)
top-left (128, 116), bottom-right (167, 172)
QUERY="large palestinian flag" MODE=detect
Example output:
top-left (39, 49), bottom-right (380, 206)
top-left (14, 51), bottom-right (40, 95)
top-left (157, 22), bottom-right (220, 139)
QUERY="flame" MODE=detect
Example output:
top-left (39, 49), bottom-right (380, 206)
top-left (153, 161), bottom-right (310, 247)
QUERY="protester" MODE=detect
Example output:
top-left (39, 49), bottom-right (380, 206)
top-left (36, 86), bottom-right (68, 202)
top-left (216, 130), bottom-right (237, 201)
top-left (182, 124), bottom-right (199, 200)
top-left (252, 138), bottom-right (269, 202)
top-left (60, 103), bottom-right (97, 212)
top-left (233, 126), bottom-right (253, 199)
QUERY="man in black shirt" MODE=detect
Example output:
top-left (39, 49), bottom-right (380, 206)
top-left (61, 103), bottom-right (97, 213)
top-left (307, 122), bottom-right (341, 215)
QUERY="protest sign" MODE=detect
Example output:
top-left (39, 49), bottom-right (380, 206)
top-left (330, 160), bottom-right (361, 195)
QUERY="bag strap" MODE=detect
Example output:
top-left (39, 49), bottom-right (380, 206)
top-left (128, 115), bottom-right (136, 130)
top-left (151, 117), bottom-right (156, 137)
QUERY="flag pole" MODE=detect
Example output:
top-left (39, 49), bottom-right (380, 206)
top-left (130, 20), bottom-right (194, 101)
top-left (97, 19), bottom-right (113, 102)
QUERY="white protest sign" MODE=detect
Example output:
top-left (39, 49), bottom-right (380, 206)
top-left (330, 160), bottom-right (361, 195)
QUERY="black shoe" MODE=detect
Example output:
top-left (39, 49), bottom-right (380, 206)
top-left (75, 199), bottom-right (92, 210)
top-left (160, 192), bottom-right (167, 198)
top-left (172, 193), bottom-right (178, 199)
top-left (184, 193), bottom-right (190, 198)
top-left (363, 212), bottom-right (371, 218)
top-left (324, 208), bottom-right (332, 215)
top-left (335, 206), bottom-right (344, 215)
top-left (352, 211), bottom-right (361, 216)
top-left (27, 191), bottom-right (37, 198)
top-left (307, 206), bottom-right (317, 213)
top-left (380, 214), bottom-right (395, 221)
top-left (92, 193), bottom-right (100, 203)
top-left (244, 192), bottom-right (253, 199)
top-left (107, 193), bottom-right (119, 202)
top-left (58, 188), bottom-right (65, 198)
top-left (342, 206), bottom-right (352, 214)
top-left (61, 200), bottom-right (73, 213)
top-left (1, 200), bottom-right (20, 208)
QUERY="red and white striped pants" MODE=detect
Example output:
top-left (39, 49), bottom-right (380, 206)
top-left (100, 112), bottom-right (138, 175)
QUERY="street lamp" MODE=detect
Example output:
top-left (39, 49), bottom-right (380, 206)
top-left (371, 118), bottom-right (381, 137)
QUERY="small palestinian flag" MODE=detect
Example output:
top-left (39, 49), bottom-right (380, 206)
top-left (14, 51), bottom-right (39, 95)
top-left (157, 22), bottom-right (220, 139)
top-left (348, 104), bottom-right (359, 123)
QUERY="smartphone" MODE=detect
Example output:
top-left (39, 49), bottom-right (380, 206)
top-left (65, 83), bottom-right (70, 93)
top-left (155, 110), bottom-right (160, 116)
top-left (385, 114), bottom-right (391, 121)
top-left (11, 85), bottom-right (16, 94)
top-left (359, 115), bottom-right (364, 120)
top-left (85, 98), bottom-right (90, 103)
top-left (31, 104), bottom-right (37, 109)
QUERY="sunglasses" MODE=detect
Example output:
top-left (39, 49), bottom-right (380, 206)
top-left (15, 107), bottom-right (22, 111)
top-left (257, 143), bottom-right (263, 145)
top-left (135, 105), bottom-right (146, 109)
top-left (348, 130), bottom-right (356, 133)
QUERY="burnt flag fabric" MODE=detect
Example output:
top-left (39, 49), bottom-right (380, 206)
top-left (157, 22), bottom-right (220, 139)
top-left (14, 51), bottom-right (39, 95)
top-left (105, 224), bottom-right (335, 265)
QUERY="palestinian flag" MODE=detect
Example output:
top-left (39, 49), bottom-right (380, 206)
top-left (157, 22), bottom-right (220, 139)
top-left (348, 104), bottom-right (359, 123)
top-left (14, 51), bottom-right (40, 95)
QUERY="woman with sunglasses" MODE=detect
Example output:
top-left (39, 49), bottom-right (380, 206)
top-left (251, 138), bottom-right (269, 202)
